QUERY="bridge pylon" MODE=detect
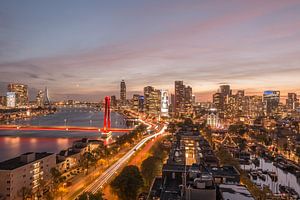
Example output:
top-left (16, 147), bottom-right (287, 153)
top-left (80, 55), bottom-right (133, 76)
top-left (102, 96), bottom-right (112, 145)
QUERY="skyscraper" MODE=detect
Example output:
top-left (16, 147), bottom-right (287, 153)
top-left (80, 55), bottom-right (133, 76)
top-left (148, 89), bottom-right (161, 116)
top-left (132, 94), bottom-right (140, 112)
top-left (220, 85), bottom-right (231, 97)
top-left (6, 92), bottom-right (16, 108)
top-left (120, 80), bottom-right (126, 106)
top-left (175, 81), bottom-right (185, 114)
top-left (213, 92), bottom-right (223, 110)
top-left (263, 91), bottom-right (280, 115)
top-left (43, 87), bottom-right (50, 107)
top-left (110, 95), bottom-right (117, 108)
top-left (7, 83), bottom-right (28, 107)
top-left (138, 96), bottom-right (144, 112)
top-left (286, 93), bottom-right (298, 110)
top-left (184, 86), bottom-right (193, 112)
top-left (36, 90), bottom-right (44, 107)
top-left (160, 89), bottom-right (169, 116)
top-left (144, 86), bottom-right (155, 113)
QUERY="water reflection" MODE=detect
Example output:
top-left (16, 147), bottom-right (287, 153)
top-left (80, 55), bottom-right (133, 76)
top-left (0, 108), bottom-right (126, 162)
top-left (242, 158), bottom-right (300, 195)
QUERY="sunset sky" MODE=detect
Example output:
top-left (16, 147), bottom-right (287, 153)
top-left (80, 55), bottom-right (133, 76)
top-left (0, 0), bottom-right (300, 101)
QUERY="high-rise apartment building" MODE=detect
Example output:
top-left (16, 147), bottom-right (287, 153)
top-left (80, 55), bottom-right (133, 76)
top-left (263, 91), bottom-right (280, 115)
top-left (7, 83), bottom-right (28, 107)
top-left (6, 92), bottom-right (16, 108)
top-left (184, 86), bottom-right (193, 113)
top-left (174, 81), bottom-right (193, 115)
top-left (36, 90), bottom-right (43, 107)
top-left (110, 95), bottom-right (117, 108)
top-left (0, 152), bottom-right (56, 200)
top-left (120, 80), bottom-right (126, 106)
top-left (220, 85), bottom-right (231, 97)
top-left (213, 92), bottom-right (223, 111)
top-left (144, 86), bottom-right (161, 115)
top-left (132, 94), bottom-right (140, 112)
top-left (138, 96), bottom-right (144, 112)
top-left (144, 86), bottom-right (154, 113)
top-left (175, 81), bottom-right (185, 114)
top-left (286, 93), bottom-right (298, 110)
top-left (248, 95), bottom-right (263, 117)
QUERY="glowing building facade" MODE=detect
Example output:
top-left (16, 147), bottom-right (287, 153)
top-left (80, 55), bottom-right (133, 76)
top-left (7, 83), bottom-right (28, 107)
top-left (6, 92), bottom-right (16, 108)
top-left (160, 89), bottom-right (169, 116)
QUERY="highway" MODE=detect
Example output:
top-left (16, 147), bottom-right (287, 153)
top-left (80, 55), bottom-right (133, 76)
top-left (80, 124), bottom-right (167, 196)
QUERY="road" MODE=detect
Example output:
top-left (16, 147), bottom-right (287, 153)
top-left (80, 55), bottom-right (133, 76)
top-left (80, 124), bottom-right (167, 196)
top-left (0, 124), bottom-right (133, 133)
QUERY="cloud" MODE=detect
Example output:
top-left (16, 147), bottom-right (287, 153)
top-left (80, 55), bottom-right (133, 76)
top-left (0, 0), bottom-right (300, 100)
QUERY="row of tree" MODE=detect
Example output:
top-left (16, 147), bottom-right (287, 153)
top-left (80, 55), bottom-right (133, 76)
top-left (110, 137), bottom-right (171, 200)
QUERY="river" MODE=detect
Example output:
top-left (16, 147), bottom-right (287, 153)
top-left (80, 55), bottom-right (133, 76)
top-left (242, 157), bottom-right (300, 196)
top-left (0, 107), bottom-right (127, 161)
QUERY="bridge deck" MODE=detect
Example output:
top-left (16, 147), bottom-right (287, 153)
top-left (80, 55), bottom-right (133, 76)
top-left (0, 125), bottom-right (133, 133)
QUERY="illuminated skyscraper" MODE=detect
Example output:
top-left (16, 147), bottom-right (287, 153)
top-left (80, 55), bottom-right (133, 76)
top-left (132, 94), bottom-right (140, 112)
top-left (43, 87), bottom-right (50, 107)
top-left (184, 86), bottom-right (193, 113)
top-left (36, 90), bottom-right (43, 107)
top-left (220, 85), bottom-right (231, 97)
top-left (149, 89), bottom-right (161, 115)
top-left (175, 81), bottom-right (185, 114)
top-left (160, 89), bottom-right (169, 116)
top-left (263, 90), bottom-right (280, 115)
top-left (144, 86), bottom-right (161, 115)
top-left (120, 80), bottom-right (126, 106)
top-left (6, 92), bottom-right (16, 108)
top-left (7, 83), bottom-right (28, 107)
top-left (213, 92), bottom-right (223, 110)
top-left (286, 93), bottom-right (298, 110)
top-left (110, 95), bottom-right (117, 108)
top-left (138, 96), bottom-right (144, 112)
top-left (144, 86), bottom-right (155, 113)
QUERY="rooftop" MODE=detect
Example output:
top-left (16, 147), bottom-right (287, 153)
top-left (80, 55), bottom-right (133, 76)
top-left (0, 152), bottom-right (53, 170)
top-left (218, 184), bottom-right (254, 200)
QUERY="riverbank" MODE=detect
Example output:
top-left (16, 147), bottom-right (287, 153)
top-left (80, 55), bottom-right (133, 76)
top-left (0, 107), bottom-right (57, 124)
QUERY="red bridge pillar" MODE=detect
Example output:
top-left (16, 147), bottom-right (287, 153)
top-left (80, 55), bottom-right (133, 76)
top-left (103, 96), bottom-right (111, 132)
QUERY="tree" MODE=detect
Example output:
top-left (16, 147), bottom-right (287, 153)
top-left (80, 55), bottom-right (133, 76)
top-left (81, 152), bottom-right (97, 174)
top-left (141, 156), bottom-right (162, 187)
top-left (167, 122), bottom-right (177, 134)
top-left (78, 191), bottom-right (104, 200)
top-left (111, 165), bottom-right (144, 200)
top-left (50, 168), bottom-right (64, 187)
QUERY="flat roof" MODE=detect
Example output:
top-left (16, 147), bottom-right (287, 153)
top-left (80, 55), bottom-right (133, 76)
top-left (219, 184), bottom-right (254, 200)
top-left (0, 152), bottom-right (54, 170)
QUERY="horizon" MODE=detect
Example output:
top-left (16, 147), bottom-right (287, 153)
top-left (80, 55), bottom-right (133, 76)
top-left (1, 0), bottom-right (300, 101)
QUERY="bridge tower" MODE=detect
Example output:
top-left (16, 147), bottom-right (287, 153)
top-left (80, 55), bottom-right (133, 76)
top-left (102, 96), bottom-right (112, 145)
top-left (103, 96), bottom-right (111, 132)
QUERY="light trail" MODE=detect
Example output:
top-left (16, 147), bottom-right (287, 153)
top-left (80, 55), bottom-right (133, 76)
top-left (79, 125), bottom-right (167, 196)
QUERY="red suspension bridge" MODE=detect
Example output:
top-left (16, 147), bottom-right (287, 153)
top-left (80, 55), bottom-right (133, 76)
top-left (0, 96), bottom-right (133, 134)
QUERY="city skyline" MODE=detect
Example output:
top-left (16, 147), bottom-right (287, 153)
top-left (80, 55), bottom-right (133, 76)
top-left (1, 0), bottom-right (300, 101)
